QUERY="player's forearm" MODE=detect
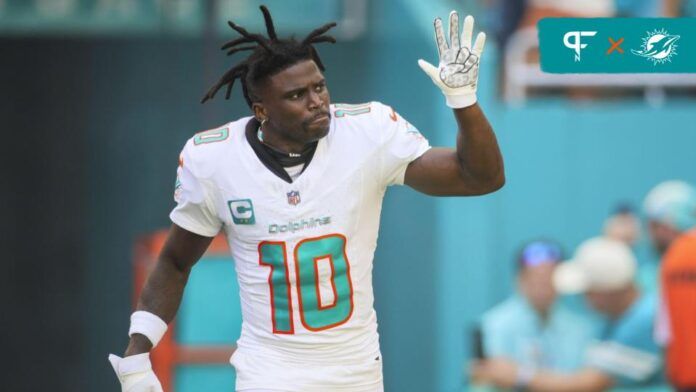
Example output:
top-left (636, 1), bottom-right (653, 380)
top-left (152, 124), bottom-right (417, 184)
top-left (122, 225), bottom-right (213, 356)
top-left (527, 369), bottom-right (612, 392)
top-left (453, 104), bottom-right (505, 191)
top-left (124, 255), bottom-right (191, 356)
top-left (137, 254), bottom-right (191, 321)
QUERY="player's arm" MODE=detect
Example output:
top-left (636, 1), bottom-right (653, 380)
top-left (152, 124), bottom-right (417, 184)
top-left (526, 369), bottom-right (614, 392)
top-left (472, 359), bottom-right (614, 392)
top-left (109, 224), bottom-right (213, 392)
top-left (404, 104), bottom-right (503, 196)
top-left (125, 223), bottom-right (213, 355)
top-left (410, 11), bottom-right (504, 196)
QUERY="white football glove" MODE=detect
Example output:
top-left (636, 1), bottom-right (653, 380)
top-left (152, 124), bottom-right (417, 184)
top-left (418, 11), bottom-right (486, 108)
top-left (108, 353), bottom-right (163, 392)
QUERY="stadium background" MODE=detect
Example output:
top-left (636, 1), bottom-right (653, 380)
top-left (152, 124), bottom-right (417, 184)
top-left (3, 0), bottom-right (695, 391)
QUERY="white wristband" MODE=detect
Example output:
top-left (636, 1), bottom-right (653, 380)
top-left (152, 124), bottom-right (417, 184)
top-left (445, 93), bottom-right (478, 109)
top-left (129, 311), bottom-right (168, 348)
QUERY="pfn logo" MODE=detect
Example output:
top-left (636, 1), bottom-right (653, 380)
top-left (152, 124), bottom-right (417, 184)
top-left (563, 31), bottom-right (597, 62)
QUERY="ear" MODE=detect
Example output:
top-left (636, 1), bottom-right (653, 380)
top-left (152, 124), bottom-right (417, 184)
top-left (252, 102), bottom-right (267, 122)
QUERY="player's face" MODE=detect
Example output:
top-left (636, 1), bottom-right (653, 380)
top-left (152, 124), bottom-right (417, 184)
top-left (518, 263), bottom-right (557, 314)
top-left (585, 289), bottom-right (626, 318)
top-left (254, 60), bottom-right (331, 149)
top-left (647, 220), bottom-right (680, 255)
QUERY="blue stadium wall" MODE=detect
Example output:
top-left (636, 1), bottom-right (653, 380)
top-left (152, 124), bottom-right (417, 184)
top-left (70, 1), bottom-right (696, 391)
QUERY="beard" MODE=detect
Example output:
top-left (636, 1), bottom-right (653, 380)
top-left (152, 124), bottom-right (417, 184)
top-left (300, 112), bottom-right (331, 141)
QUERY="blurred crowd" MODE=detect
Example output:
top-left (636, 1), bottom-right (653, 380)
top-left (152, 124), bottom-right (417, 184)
top-left (484, 0), bottom-right (696, 50)
top-left (481, 0), bottom-right (696, 100)
top-left (468, 180), bottom-right (696, 392)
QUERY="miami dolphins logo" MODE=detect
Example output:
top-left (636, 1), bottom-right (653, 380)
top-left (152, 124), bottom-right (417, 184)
top-left (631, 29), bottom-right (680, 65)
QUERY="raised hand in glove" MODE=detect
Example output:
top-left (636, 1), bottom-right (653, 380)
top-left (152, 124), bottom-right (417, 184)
top-left (418, 11), bottom-right (486, 108)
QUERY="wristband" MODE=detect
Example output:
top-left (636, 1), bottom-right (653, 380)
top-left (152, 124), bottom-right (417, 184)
top-left (445, 93), bottom-right (478, 109)
top-left (128, 311), bottom-right (168, 348)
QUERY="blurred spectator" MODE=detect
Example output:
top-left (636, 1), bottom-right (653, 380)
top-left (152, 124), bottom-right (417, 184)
top-left (473, 237), bottom-right (665, 391)
top-left (486, 0), bottom-right (627, 41)
top-left (615, 0), bottom-right (661, 17)
top-left (519, 0), bottom-right (615, 29)
top-left (472, 240), bottom-right (598, 383)
top-left (664, 0), bottom-right (696, 16)
top-left (482, 0), bottom-right (527, 49)
top-left (603, 203), bottom-right (641, 247)
top-left (603, 202), bottom-right (661, 294)
top-left (644, 180), bottom-right (696, 255)
top-left (506, 0), bottom-right (616, 100)
top-left (659, 230), bottom-right (696, 392)
top-left (645, 181), bottom-right (696, 391)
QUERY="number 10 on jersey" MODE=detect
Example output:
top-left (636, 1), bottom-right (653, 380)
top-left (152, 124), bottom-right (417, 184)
top-left (259, 234), bottom-right (354, 333)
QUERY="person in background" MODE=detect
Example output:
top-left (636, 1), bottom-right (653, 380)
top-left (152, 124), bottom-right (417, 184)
top-left (604, 203), bottom-right (640, 247)
top-left (473, 240), bottom-right (598, 383)
top-left (615, 0), bottom-right (661, 17)
top-left (519, 0), bottom-right (615, 29)
top-left (664, 0), bottom-right (696, 16)
top-left (509, 0), bottom-right (615, 99)
top-left (603, 202), bottom-right (663, 295)
top-left (646, 181), bottom-right (696, 392)
top-left (644, 181), bottom-right (696, 256)
top-left (481, 0), bottom-right (527, 50)
top-left (473, 237), bottom-right (665, 392)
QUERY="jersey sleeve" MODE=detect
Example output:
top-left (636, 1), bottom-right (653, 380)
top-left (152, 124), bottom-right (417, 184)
top-left (169, 141), bottom-right (223, 237)
top-left (584, 341), bottom-right (661, 385)
top-left (584, 296), bottom-right (662, 386)
top-left (374, 102), bottom-right (431, 187)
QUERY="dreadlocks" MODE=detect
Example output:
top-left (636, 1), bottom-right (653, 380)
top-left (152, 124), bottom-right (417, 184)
top-left (201, 5), bottom-right (337, 107)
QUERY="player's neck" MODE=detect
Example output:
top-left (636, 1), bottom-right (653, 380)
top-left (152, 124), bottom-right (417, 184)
top-left (258, 127), bottom-right (317, 168)
top-left (259, 128), bottom-right (309, 155)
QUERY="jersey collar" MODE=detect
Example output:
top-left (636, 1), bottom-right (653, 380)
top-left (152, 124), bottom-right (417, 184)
top-left (244, 118), bottom-right (318, 184)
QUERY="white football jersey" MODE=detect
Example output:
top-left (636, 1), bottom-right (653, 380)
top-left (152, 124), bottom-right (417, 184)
top-left (170, 101), bottom-right (430, 390)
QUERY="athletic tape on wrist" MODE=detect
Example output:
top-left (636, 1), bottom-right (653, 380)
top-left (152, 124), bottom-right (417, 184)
top-left (113, 353), bottom-right (152, 376)
top-left (128, 311), bottom-right (168, 348)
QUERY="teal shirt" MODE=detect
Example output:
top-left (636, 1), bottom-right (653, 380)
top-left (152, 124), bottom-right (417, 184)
top-left (481, 294), bottom-right (599, 372)
top-left (586, 292), bottom-right (665, 389)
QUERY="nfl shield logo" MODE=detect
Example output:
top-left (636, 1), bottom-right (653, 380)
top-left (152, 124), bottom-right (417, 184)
top-left (287, 190), bottom-right (301, 206)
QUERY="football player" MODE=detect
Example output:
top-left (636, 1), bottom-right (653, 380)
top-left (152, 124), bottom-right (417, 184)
top-left (109, 6), bottom-right (503, 392)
